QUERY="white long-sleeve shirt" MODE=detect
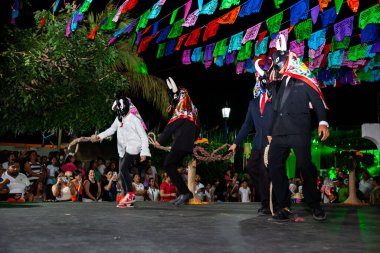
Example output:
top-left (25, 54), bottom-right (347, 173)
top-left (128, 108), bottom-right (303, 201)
top-left (98, 114), bottom-right (151, 158)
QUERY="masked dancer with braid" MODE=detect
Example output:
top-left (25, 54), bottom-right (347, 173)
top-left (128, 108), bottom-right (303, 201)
top-left (268, 35), bottom-right (329, 221)
top-left (153, 77), bottom-right (200, 206)
top-left (96, 96), bottom-right (150, 208)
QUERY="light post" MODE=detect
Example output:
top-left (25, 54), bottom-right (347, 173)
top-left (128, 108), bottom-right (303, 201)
top-left (222, 104), bottom-right (231, 143)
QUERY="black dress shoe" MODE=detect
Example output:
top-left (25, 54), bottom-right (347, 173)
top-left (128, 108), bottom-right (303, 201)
top-left (257, 207), bottom-right (272, 216)
top-left (313, 206), bottom-right (326, 221)
top-left (272, 208), bottom-right (293, 221)
top-left (174, 193), bottom-right (193, 206)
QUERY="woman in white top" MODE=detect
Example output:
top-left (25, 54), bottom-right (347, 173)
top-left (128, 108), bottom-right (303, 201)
top-left (52, 172), bottom-right (75, 201)
top-left (147, 178), bottom-right (160, 201)
top-left (132, 174), bottom-right (145, 201)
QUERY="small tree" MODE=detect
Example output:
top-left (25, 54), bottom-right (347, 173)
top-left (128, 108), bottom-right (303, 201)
top-left (0, 3), bottom-right (168, 135)
top-left (342, 151), bottom-right (364, 205)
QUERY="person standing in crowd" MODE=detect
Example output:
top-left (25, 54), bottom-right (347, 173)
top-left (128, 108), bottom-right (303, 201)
top-left (97, 96), bottom-right (150, 208)
top-left (239, 180), bottom-right (252, 203)
top-left (268, 35), bottom-right (329, 221)
top-left (46, 156), bottom-right (59, 201)
top-left (229, 59), bottom-right (273, 215)
top-left (154, 78), bottom-right (200, 206)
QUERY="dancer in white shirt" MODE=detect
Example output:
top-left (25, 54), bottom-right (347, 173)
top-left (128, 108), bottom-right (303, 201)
top-left (97, 96), bottom-right (150, 208)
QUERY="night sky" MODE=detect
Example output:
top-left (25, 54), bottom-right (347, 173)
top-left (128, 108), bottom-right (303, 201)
top-left (1, 0), bottom-right (379, 132)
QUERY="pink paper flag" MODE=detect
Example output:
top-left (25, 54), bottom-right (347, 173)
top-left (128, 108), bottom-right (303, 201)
top-left (184, 0), bottom-right (193, 20)
top-left (242, 22), bottom-right (262, 44)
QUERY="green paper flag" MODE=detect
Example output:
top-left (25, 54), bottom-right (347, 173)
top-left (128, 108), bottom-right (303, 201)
top-left (136, 9), bottom-right (151, 31)
top-left (170, 8), bottom-right (179, 25)
top-left (330, 36), bottom-right (350, 52)
top-left (334, 0), bottom-right (343, 14)
top-left (358, 4), bottom-right (380, 30)
top-left (213, 38), bottom-right (228, 57)
top-left (101, 10), bottom-right (117, 30)
top-left (168, 19), bottom-right (184, 39)
top-left (157, 43), bottom-right (166, 58)
top-left (274, 0), bottom-right (284, 9)
top-left (294, 18), bottom-right (312, 43)
top-left (220, 0), bottom-right (240, 10)
top-left (266, 12), bottom-right (283, 35)
top-left (346, 44), bottom-right (368, 62)
top-left (79, 0), bottom-right (92, 14)
top-left (237, 41), bottom-right (252, 61)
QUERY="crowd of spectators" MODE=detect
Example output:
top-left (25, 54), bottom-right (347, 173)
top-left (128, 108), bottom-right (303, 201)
top-left (0, 149), bottom-right (379, 206)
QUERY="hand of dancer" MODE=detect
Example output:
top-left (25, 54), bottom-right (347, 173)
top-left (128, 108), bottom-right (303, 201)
top-left (153, 141), bottom-right (161, 149)
top-left (267, 136), bottom-right (272, 144)
top-left (318, 125), bottom-right (329, 141)
top-left (95, 135), bottom-right (101, 141)
top-left (140, 156), bottom-right (146, 162)
top-left (228, 144), bottom-right (237, 154)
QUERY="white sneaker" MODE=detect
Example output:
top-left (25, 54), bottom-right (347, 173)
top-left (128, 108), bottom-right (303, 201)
top-left (119, 192), bottom-right (136, 205)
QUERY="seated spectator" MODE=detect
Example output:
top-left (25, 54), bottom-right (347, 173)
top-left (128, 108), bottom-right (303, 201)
top-left (1, 161), bottom-right (31, 202)
top-left (87, 160), bottom-right (101, 182)
top-left (52, 172), bottom-right (75, 201)
top-left (194, 174), bottom-right (205, 201)
top-left (71, 170), bottom-right (83, 202)
top-left (359, 169), bottom-right (373, 202)
top-left (102, 170), bottom-right (119, 202)
top-left (369, 176), bottom-right (380, 206)
top-left (146, 178), bottom-right (160, 201)
top-left (0, 176), bottom-right (10, 201)
top-left (24, 150), bottom-right (44, 201)
top-left (45, 156), bottom-right (59, 201)
top-left (132, 174), bottom-right (145, 201)
top-left (142, 167), bottom-right (155, 188)
top-left (160, 173), bottom-right (176, 202)
top-left (83, 169), bottom-right (101, 202)
top-left (61, 155), bottom-right (77, 173)
top-left (107, 160), bottom-right (118, 174)
top-left (239, 180), bottom-right (251, 203)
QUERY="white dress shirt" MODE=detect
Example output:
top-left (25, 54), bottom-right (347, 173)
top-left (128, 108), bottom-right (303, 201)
top-left (98, 114), bottom-right (151, 158)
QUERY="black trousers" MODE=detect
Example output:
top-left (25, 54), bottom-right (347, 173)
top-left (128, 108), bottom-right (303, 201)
top-left (119, 153), bottom-right (138, 195)
top-left (164, 149), bottom-right (192, 195)
top-left (268, 135), bottom-right (320, 209)
top-left (247, 148), bottom-right (271, 208)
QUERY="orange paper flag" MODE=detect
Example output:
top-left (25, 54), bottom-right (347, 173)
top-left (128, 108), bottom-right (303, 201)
top-left (218, 6), bottom-right (241, 24)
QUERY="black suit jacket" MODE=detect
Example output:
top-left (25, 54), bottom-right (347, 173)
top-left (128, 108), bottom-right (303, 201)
top-left (158, 118), bottom-right (200, 152)
top-left (269, 77), bottom-right (327, 136)
top-left (234, 97), bottom-right (273, 150)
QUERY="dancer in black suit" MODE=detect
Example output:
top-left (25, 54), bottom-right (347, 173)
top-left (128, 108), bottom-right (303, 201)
top-left (154, 77), bottom-right (200, 206)
top-left (268, 35), bottom-right (329, 221)
top-left (229, 59), bottom-right (274, 215)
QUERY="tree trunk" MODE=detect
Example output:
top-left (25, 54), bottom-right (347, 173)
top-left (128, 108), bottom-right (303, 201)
top-left (343, 169), bottom-right (362, 205)
top-left (188, 161), bottom-right (196, 197)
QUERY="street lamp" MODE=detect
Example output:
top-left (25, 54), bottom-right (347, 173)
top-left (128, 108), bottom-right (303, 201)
top-left (222, 104), bottom-right (231, 142)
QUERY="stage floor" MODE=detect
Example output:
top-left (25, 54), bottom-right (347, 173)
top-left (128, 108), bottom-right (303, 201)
top-left (1, 201), bottom-right (379, 253)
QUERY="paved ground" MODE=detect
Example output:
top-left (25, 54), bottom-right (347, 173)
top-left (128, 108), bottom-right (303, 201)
top-left (0, 201), bottom-right (379, 253)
